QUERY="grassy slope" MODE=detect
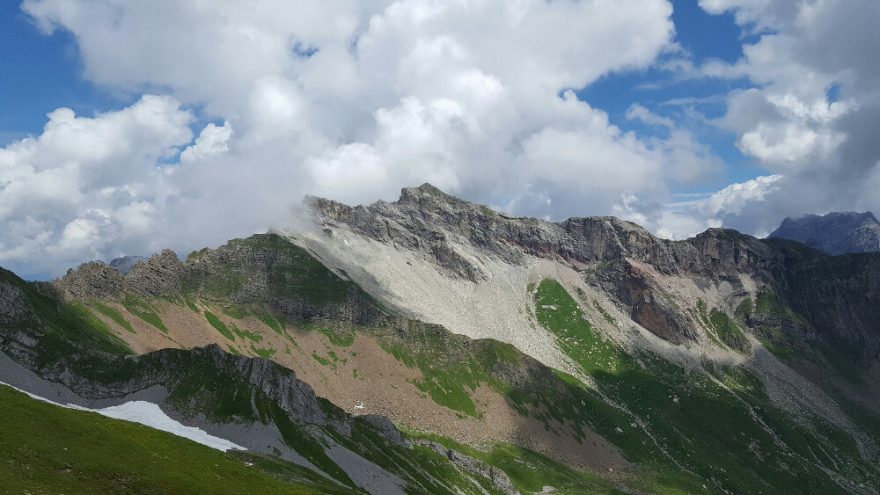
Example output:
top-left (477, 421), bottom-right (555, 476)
top-left (0, 385), bottom-right (350, 495)
top-left (8, 234), bottom-right (878, 494)
top-left (160, 240), bottom-right (880, 493)
top-left (0, 268), bottom-right (133, 379)
top-left (405, 429), bottom-right (625, 495)
top-left (0, 266), bottom-right (572, 495)
top-left (183, 234), bottom-right (366, 308)
top-left (532, 278), bottom-right (877, 494)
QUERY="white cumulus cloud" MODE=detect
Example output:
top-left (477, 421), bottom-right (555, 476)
top-left (0, 0), bottom-right (702, 278)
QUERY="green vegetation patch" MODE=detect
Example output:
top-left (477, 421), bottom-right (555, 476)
top-left (532, 278), bottom-right (865, 495)
top-left (708, 308), bottom-right (749, 352)
top-left (204, 310), bottom-right (235, 340)
top-left (755, 290), bottom-right (804, 324)
top-left (759, 337), bottom-right (794, 360)
top-left (533, 279), bottom-right (632, 375)
top-left (250, 345), bottom-right (276, 359)
top-left (122, 295), bottom-right (168, 333)
top-left (380, 324), bottom-right (524, 418)
top-left (90, 302), bottom-right (135, 333)
top-left (258, 314), bottom-right (286, 336)
top-left (311, 352), bottom-right (331, 367)
top-left (322, 327), bottom-right (354, 347)
top-left (221, 305), bottom-right (248, 319)
top-left (0, 384), bottom-right (337, 494)
top-left (735, 298), bottom-right (753, 320)
top-left (184, 297), bottom-right (200, 312)
top-left (232, 324), bottom-right (262, 343)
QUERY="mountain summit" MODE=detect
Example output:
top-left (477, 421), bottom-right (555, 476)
top-left (769, 211), bottom-right (880, 255)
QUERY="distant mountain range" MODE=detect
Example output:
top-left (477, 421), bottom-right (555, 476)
top-left (770, 211), bottom-right (880, 255)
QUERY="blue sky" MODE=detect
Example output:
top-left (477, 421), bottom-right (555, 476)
top-left (0, 3), bottom-right (115, 143)
top-left (1, 0), bottom-right (756, 187)
top-left (2, 0), bottom-right (878, 278)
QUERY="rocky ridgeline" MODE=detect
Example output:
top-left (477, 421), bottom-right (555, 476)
top-left (307, 183), bottom-right (781, 281)
top-left (55, 249), bottom-right (182, 300)
top-left (307, 184), bottom-right (880, 358)
top-left (54, 236), bottom-right (381, 325)
top-left (306, 184), bottom-right (784, 345)
top-left (50, 183), bottom-right (880, 362)
top-left (108, 255), bottom-right (147, 274)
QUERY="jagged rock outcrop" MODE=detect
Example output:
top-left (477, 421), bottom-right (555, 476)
top-left (124, 250), bottom-right (184, 297)
top-left (307, 184), bottom-right (782, 280)
top-left (56, 261), bottom-right (125, 300)
top-left (55, 251), bottom-right (184, 300)
top-left (0, 281), bottom-right (33, 325)
top-left (305, 185), bottom-right (782, 343)
top-left (359, 415), bottom-right (410, 447)
top-left (417, 440), bottom-right (520, 495)
top-left (53, 236), bottom-right (382, 325)
top-left (770, 211), bottom-right (880, 255)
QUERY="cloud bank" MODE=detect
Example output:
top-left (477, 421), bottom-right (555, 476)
top-left (689, 0), bottom-right (880, 236)
top-left (2, 0), bottom-right (879, 278)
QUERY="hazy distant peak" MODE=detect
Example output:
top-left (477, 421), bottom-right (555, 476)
top-left (769, 211), bottom-right (880, 255)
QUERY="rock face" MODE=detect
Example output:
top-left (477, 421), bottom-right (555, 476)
top-left (305, 184), bottom-right (880, 362)
top-left (307, 184), bottom-right (781, 280)
top-left (769, 211), bottom-right (880, 255)
top-left (417, 440), bottom-right (520, 495)
top-left (305, 184), bottom-right (781, 343)
top-left (56, 261), bottom-right (125, 300)
top-left (53, 237), bottom-right (380, 325)
top-left (125, 250), bottom-right (184, 297)
top-left (0, 280), bottom-right (33, 325)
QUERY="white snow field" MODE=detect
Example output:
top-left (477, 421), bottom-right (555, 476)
top-left (0, 381), bottom-right (245, 452)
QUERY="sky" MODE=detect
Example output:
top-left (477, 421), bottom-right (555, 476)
top-left (1, 0), bottom-right (879, 280)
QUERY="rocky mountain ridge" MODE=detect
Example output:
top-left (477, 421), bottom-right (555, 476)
top-left (306, 184), bottom-right (780, 279)
top-left (306, 184), bottom-right (880, 363)
top-left (3, 184), bottom-right (880, 494)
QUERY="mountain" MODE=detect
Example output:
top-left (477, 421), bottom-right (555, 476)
top-left (769, 211), bottom-right (880, 255)
top-left (2, 183), bottom-right (880, 494)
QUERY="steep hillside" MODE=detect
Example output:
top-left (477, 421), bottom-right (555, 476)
top-left (1, 184), bottom-right (880, 494)
top-left (769, 211), bottom-right (880, 255)
top-left (0, 383), bottom-right (348, 494)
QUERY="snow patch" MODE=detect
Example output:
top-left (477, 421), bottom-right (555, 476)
top-left (0, 381), bottom-right (244, 452)
top-left (95, 401), bottom-right (246, 452)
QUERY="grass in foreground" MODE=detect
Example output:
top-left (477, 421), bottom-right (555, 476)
top-left (0, 385), bottom-right (349, 494)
